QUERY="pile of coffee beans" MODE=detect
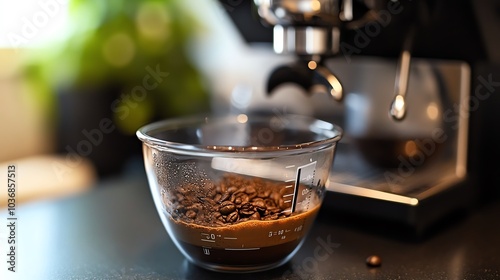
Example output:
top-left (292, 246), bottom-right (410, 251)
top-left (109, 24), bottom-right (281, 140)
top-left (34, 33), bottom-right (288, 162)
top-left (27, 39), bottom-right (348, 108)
top-left (162, 174), bottom-right (294, 226)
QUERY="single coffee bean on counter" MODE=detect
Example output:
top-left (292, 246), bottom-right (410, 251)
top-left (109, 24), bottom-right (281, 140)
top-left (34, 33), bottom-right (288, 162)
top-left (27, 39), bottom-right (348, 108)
top-left (366, 255), bottom-right (382, 267)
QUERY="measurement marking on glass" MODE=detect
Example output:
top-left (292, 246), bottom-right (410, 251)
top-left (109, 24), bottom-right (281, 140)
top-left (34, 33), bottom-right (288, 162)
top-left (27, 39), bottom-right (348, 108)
top-left (285, 179), bottom-right (295, 182)
top-left (224, 237), bottom-right (237, 240)
top-left (201, 233), bottom-right (217, 243)
top-left (201, 239), bottom-right (215, 243)
top-left (224, 248), bottom-right (260, 251)
top-left (285, 184), bottom-right (294, 188)
top-left (291, 161), bottom-right (317, 213)
top-left (283, 194), bottom-right (294, 197)
top-left (284, 200), bottom-right (291, 203)
top-left (291, 170), bottom-right (301, 213)
top-left (285, 165), bottom-right (296, 169)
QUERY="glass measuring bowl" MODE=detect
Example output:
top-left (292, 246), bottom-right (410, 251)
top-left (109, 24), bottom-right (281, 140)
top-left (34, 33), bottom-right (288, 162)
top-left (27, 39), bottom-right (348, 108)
top-left (137, 114), bottom-right (342, 272)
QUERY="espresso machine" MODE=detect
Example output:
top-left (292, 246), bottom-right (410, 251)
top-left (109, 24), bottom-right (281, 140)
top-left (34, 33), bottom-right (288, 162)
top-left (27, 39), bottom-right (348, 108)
top-left (217, 0), bottom-right (500, 234)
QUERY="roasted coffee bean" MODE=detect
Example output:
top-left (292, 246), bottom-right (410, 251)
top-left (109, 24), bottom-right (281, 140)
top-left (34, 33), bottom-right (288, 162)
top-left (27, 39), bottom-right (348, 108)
top-left (186, 210), bottom-right (197, 219)
top-left (278, 198), bottom-right (287, 210)
top-left (252, 200), bottom-right (266, 213)
top-left (235, 186), bottom-right (246, 194)
top-left (366, 255), bottom-right (382, 267)
top-left (219, 201), bottom-right (236, 215)
top-left (174, 204), bottom-right (185, 212)
top-left (216, 185), bottom-right (224, 194)
top-left (178, 187), bottom-right (188, 195)
top-left (239, 203), bottom-right (255, 216)
top-left (279, 187), bottom-right (288, 196)
top-left (228, 193), bottom-right (241, 203)
top-left (267, 207), bottom-right (280, 214)
top-left (195, 213), bottom-right (205, 222)
top-left (176, 193), bottom-right (185, 202)
top-left (186, 203), bottom-right (202, 212)
top-left (252, 197), bottom-right (264, 202)
top-left (270, 191), bottom-right (281, 203)
top-left (249, 212), bottom-right (261, 220)
top-left (237, 193), bottom-right (249, 203)
top-left (245, 186), bottom-right (257, 198)
top-left (227, 211), bottom-right (239, 223)
top-left (206, 187), bottom-right (216, 199)
top-left (220, 187), bottom-right (237, 201)
top-left (227, 186), bottom-right (238, 194)
top-left (265, 198), bottom-right (277, 208)
top-left (234, 197), bottom-right (242, 205)
top-left (257, 189), bottom-right (271, 198)
top-left (213, 212), bottom-right (222, 219)
top-left (219, 191), bottom-right (231, 203)
top-left (263, 213), bottom-right (279, 220)
top-left (281, 211), bottom-right (291, 217)
top-left (269, 213), bottom-right (280, 220)
top-left (233, 193), bottom-right (247, 205)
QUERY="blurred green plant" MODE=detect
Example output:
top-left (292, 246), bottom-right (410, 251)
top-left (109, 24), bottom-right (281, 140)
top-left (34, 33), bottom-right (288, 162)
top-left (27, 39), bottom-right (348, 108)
top-left (23, 0), bottom-right (210, 134)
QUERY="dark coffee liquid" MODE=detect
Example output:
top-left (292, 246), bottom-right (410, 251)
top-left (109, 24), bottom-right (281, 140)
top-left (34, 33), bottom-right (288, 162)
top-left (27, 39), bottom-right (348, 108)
top-left (177, 239), bottom-right (301, 267)
top-left (164, 204), bottom-right (320, 268)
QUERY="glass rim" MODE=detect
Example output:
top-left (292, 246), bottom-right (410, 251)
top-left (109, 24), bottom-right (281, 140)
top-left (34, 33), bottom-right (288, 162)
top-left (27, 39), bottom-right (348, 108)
top-left (136, 113), bottom-right (342, 157)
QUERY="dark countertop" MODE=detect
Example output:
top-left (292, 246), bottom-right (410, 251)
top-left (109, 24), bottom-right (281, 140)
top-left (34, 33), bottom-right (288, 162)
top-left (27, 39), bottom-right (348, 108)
top-left (2, 173), bottom-right (500, 280)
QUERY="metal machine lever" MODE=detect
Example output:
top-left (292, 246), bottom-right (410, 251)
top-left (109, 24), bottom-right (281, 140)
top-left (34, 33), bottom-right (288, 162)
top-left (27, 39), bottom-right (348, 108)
top-left (340, 0), bottom-right (353, 21)
top-left (389, 49), bottom-right (411, 120)
top-left (390, 26), bottom-right (416, 120)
